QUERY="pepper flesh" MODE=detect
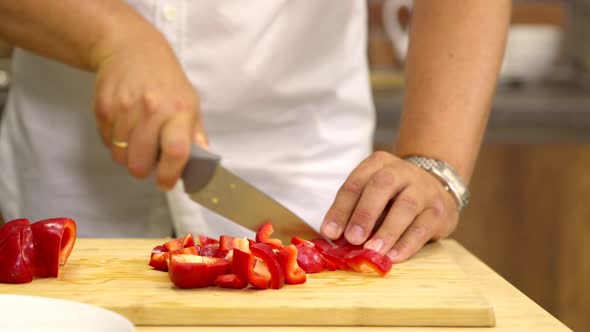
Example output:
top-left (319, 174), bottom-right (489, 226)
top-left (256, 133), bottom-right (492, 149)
top-left (255, 222), bottom-right (283, 250)
top-left (29, 217), bottom-right (77, 277)
top-left (278, 245), bottom-right (306, 285)
top-left (295, 243), bottom-right (324, 273)
top-left (250, 243), bottom-right (285, 289)
top-left (343, 249), bottom-right (392, 277)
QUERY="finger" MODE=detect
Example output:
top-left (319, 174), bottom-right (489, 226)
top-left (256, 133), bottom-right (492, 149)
top-left (386, 208), bottom-right (439, 264)
top-left (320, 151), bottom-right (391, 240)
top-left (157, 112), bottom-right (194, 191)
top-left (364, 187), bottom-right (423, 254)
top-left (126, 95), bottom-right (165, 178)
top-left (193, 121), bottom-right (209, 149)
top-left (93, 90), bottom-right (115, 148)
top-left (344, 167), bottom-right (407, 245)
top-left (110, 98), bottom-right (136, 165)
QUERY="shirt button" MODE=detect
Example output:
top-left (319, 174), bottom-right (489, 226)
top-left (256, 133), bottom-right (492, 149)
top-left (162, 5), bottom-right (177, 22)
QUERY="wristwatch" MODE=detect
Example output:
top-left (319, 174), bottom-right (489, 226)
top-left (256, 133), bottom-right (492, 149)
top-left (404, 156), bottom-right (470, 212)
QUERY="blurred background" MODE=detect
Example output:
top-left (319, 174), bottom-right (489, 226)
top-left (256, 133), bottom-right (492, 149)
top-left (0, 0), bottom-right (588, 331)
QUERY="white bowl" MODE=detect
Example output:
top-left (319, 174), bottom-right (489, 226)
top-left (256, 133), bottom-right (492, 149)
top-left (0, 294), bottom-right (135, 332)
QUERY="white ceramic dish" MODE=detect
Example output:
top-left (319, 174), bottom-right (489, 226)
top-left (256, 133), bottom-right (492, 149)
top-left (0, 294), bottom-right (135, 332)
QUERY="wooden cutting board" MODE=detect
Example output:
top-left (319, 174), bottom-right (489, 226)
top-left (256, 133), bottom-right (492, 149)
top-left (0, 239), bottom-right (495, 327)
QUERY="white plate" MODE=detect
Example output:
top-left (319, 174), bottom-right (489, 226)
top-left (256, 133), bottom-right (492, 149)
top-left (0, 294), bottom-right (135, 332)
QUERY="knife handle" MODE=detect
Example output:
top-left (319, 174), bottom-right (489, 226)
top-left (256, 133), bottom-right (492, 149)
top-left (181, 144), bottom-right (221, 193)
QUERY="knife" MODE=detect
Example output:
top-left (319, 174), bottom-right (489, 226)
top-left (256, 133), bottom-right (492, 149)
top-left (181, 144), bottom-right (335, 245)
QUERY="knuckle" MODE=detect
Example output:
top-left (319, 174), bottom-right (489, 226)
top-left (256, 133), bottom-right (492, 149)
top-left (396, 194), bottom-right (421, 213)
top-left (351, 207), bottom-right (373, 225)
top-left (162, 140), bottom-right (191, 161)
top-left (325, 205), bottom-right (351, 223)
top-left (94, 96), bottom-right (113, 122)
top-left (340, 177), bottom-right (364, 196)
top-left (141, 93), bottom-right (160, 116)
top-left (408, 223), bottom-right (429, 239)
top-left (431, 196), bottom-right (447, 217)
top-left (118, 96), bottom-right (133, 114)
top-left (370, 169), bottom-right (395, 189)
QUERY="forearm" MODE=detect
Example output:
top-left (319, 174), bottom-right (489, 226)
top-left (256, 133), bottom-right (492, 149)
top-left (0, 0), bottom-right (164, 70)
top-left (394, 0), bottom-right (510, 182)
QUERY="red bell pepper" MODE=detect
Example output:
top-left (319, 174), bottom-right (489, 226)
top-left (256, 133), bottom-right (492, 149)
top-left (163, 233), bottom-right (195, 251)
top-left (168, 254), bottom-right (230, 289)
top-left (309, 238), bottom-right (332, 253)
top-left (295, 243), bottom-right (324, 273)
top-left (197, 245), bottom-right (228, 259)
top-left (249, 243), bottom-right (285, 289)
top-left (215, 273), bottom-right (247, 289)
top-left (255, 222), bottom-right (283, 250)
top-left (278, 245), bottom-right (306, 285)
top-left (219, 235), bottom-right (235, 251)
top-left (0, 225), bottom-right (33, 283)
top-left (343, 249), bottom-right (392, 277)
top-left (232, 248), bottom-right (254, 286)
top-left (198, 234), bottom-right (219, 246)
top-left (149, 245), bottom-right (169, 271)
top-left (30, 217), bottom-right (77, 277)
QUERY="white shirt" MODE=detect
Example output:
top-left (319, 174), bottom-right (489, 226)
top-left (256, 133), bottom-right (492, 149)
top-left (0, 0), bottom-right (375, 238)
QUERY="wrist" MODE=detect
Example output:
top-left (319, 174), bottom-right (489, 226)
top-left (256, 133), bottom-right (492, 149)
top-left (404, 155), bottom-right (470, 212)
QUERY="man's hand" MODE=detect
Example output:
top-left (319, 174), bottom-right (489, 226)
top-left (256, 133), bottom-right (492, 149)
top-left (92, 34), bottom-right (207, 191)
top-left (321, 151), bottom-right (459, 264)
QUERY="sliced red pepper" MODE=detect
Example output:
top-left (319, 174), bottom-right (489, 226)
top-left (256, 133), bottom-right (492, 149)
top-left (204, 258), bottom-right (230, 286)
top-left (232, 248), bottom-right (254, 286)
top-left (321, 246), bottom-right (351, 271)
top-left (168, 254), bottom-right (230, 289)
top-left (198, 234), bottom-right (219, 246)
top-left (0, 225), bottom-right (33, 283)
top-left (30, 217), bottom-right (77, 277)
top-left (249, 243), bottom-right (285, 289)
top-left (343, 249), bottom-right (392, 277)
top-left (278, 245), bottom-right (306, 285)
top-left (309, 238), bottom-right (332, 253)
top-left (291, 236), bottom-right (315, 247)
top-left (219, 235), bottom-right (235, 251)
top-left (163, 233), bottom-right (195, 251)
top-left (215, 273), bottom-right (247, 289)
top-left (0, 218), bottom-right (30, 240)
top-left (197, 245), bottom-right (228, 259)
top-left (149, 245), bottom-right (169, 272)
top-left (295, 243), bottom-right (324, 273)
top-left (255, 221), bottom-right (283, 250)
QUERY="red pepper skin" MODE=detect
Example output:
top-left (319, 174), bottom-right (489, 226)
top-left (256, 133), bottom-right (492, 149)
top-left (168, 254), bottom-right (207, 289)
top-left (149, 247), bottom-right (169, 272)
top-left (278, 245), bottom-right (306, 285)
top-left (204, 259), bottom-right (231, 286)
top-left (168, 255), bottom-right (230, 289)
top-left (197, 245), bottom-right (228, 259)
top-left (320, 246), bottom-right (351, 270)
top-left (343, 249), bottom-right (392, 277)
top-left (255, 222), bottom-right (283, 250)
top-left (232, 248), bottom-right (254, 287)
top-left (198, 234), bottom-right (219, 246)
top-left (0, 227), bottom-right (33, 283)
top-left (30, 218), bottom-right (77, 277)
top-left (250, 243), bottom-right (285, 289)
top-left (0, 218), bottom-right (30, 240)
top-left (295, 243), bottom-right (324, 273)
top-left (215, 274), bottom-right (247, 289)
top-left (309, 239), bottom-right (332, 253)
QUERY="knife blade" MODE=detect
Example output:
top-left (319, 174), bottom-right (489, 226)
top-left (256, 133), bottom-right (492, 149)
top-left (181, 144), bottom-right (334, 245)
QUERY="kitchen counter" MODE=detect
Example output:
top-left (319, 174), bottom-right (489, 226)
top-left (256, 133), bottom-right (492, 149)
top-left (135, 240), bottom-right (571, 332)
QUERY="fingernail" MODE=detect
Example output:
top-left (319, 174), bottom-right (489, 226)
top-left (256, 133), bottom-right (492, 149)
top-left (365, 238), bottom-right (383, 252)
top-left (387, 249), bottom-right (399, 261)
top-left (347, 225), bottom-right (365, 244)
top-left (322, 221), bottom-right (340, 238)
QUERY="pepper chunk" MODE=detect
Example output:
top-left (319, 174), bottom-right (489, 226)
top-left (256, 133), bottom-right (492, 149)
top-left (215, 274), bottom-right (247, 289)
top-left (249, 243), bottom-right (285, 289)
top-left (343, 249), bottom-right (393, 277)
top-left (295, 243), bottom-right (324, 273)
top-left (29, 218), bottom-right (77, 277)
top-left (255, 222), bottom-right (283, 250)
top-left (168, 254), bottom-right (230, 289)
top-left (278, 245), bottom-right (306, 285)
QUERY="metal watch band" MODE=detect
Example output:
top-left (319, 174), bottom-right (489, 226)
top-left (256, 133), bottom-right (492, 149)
top-left (404, 156), bottom-right (470, 212)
